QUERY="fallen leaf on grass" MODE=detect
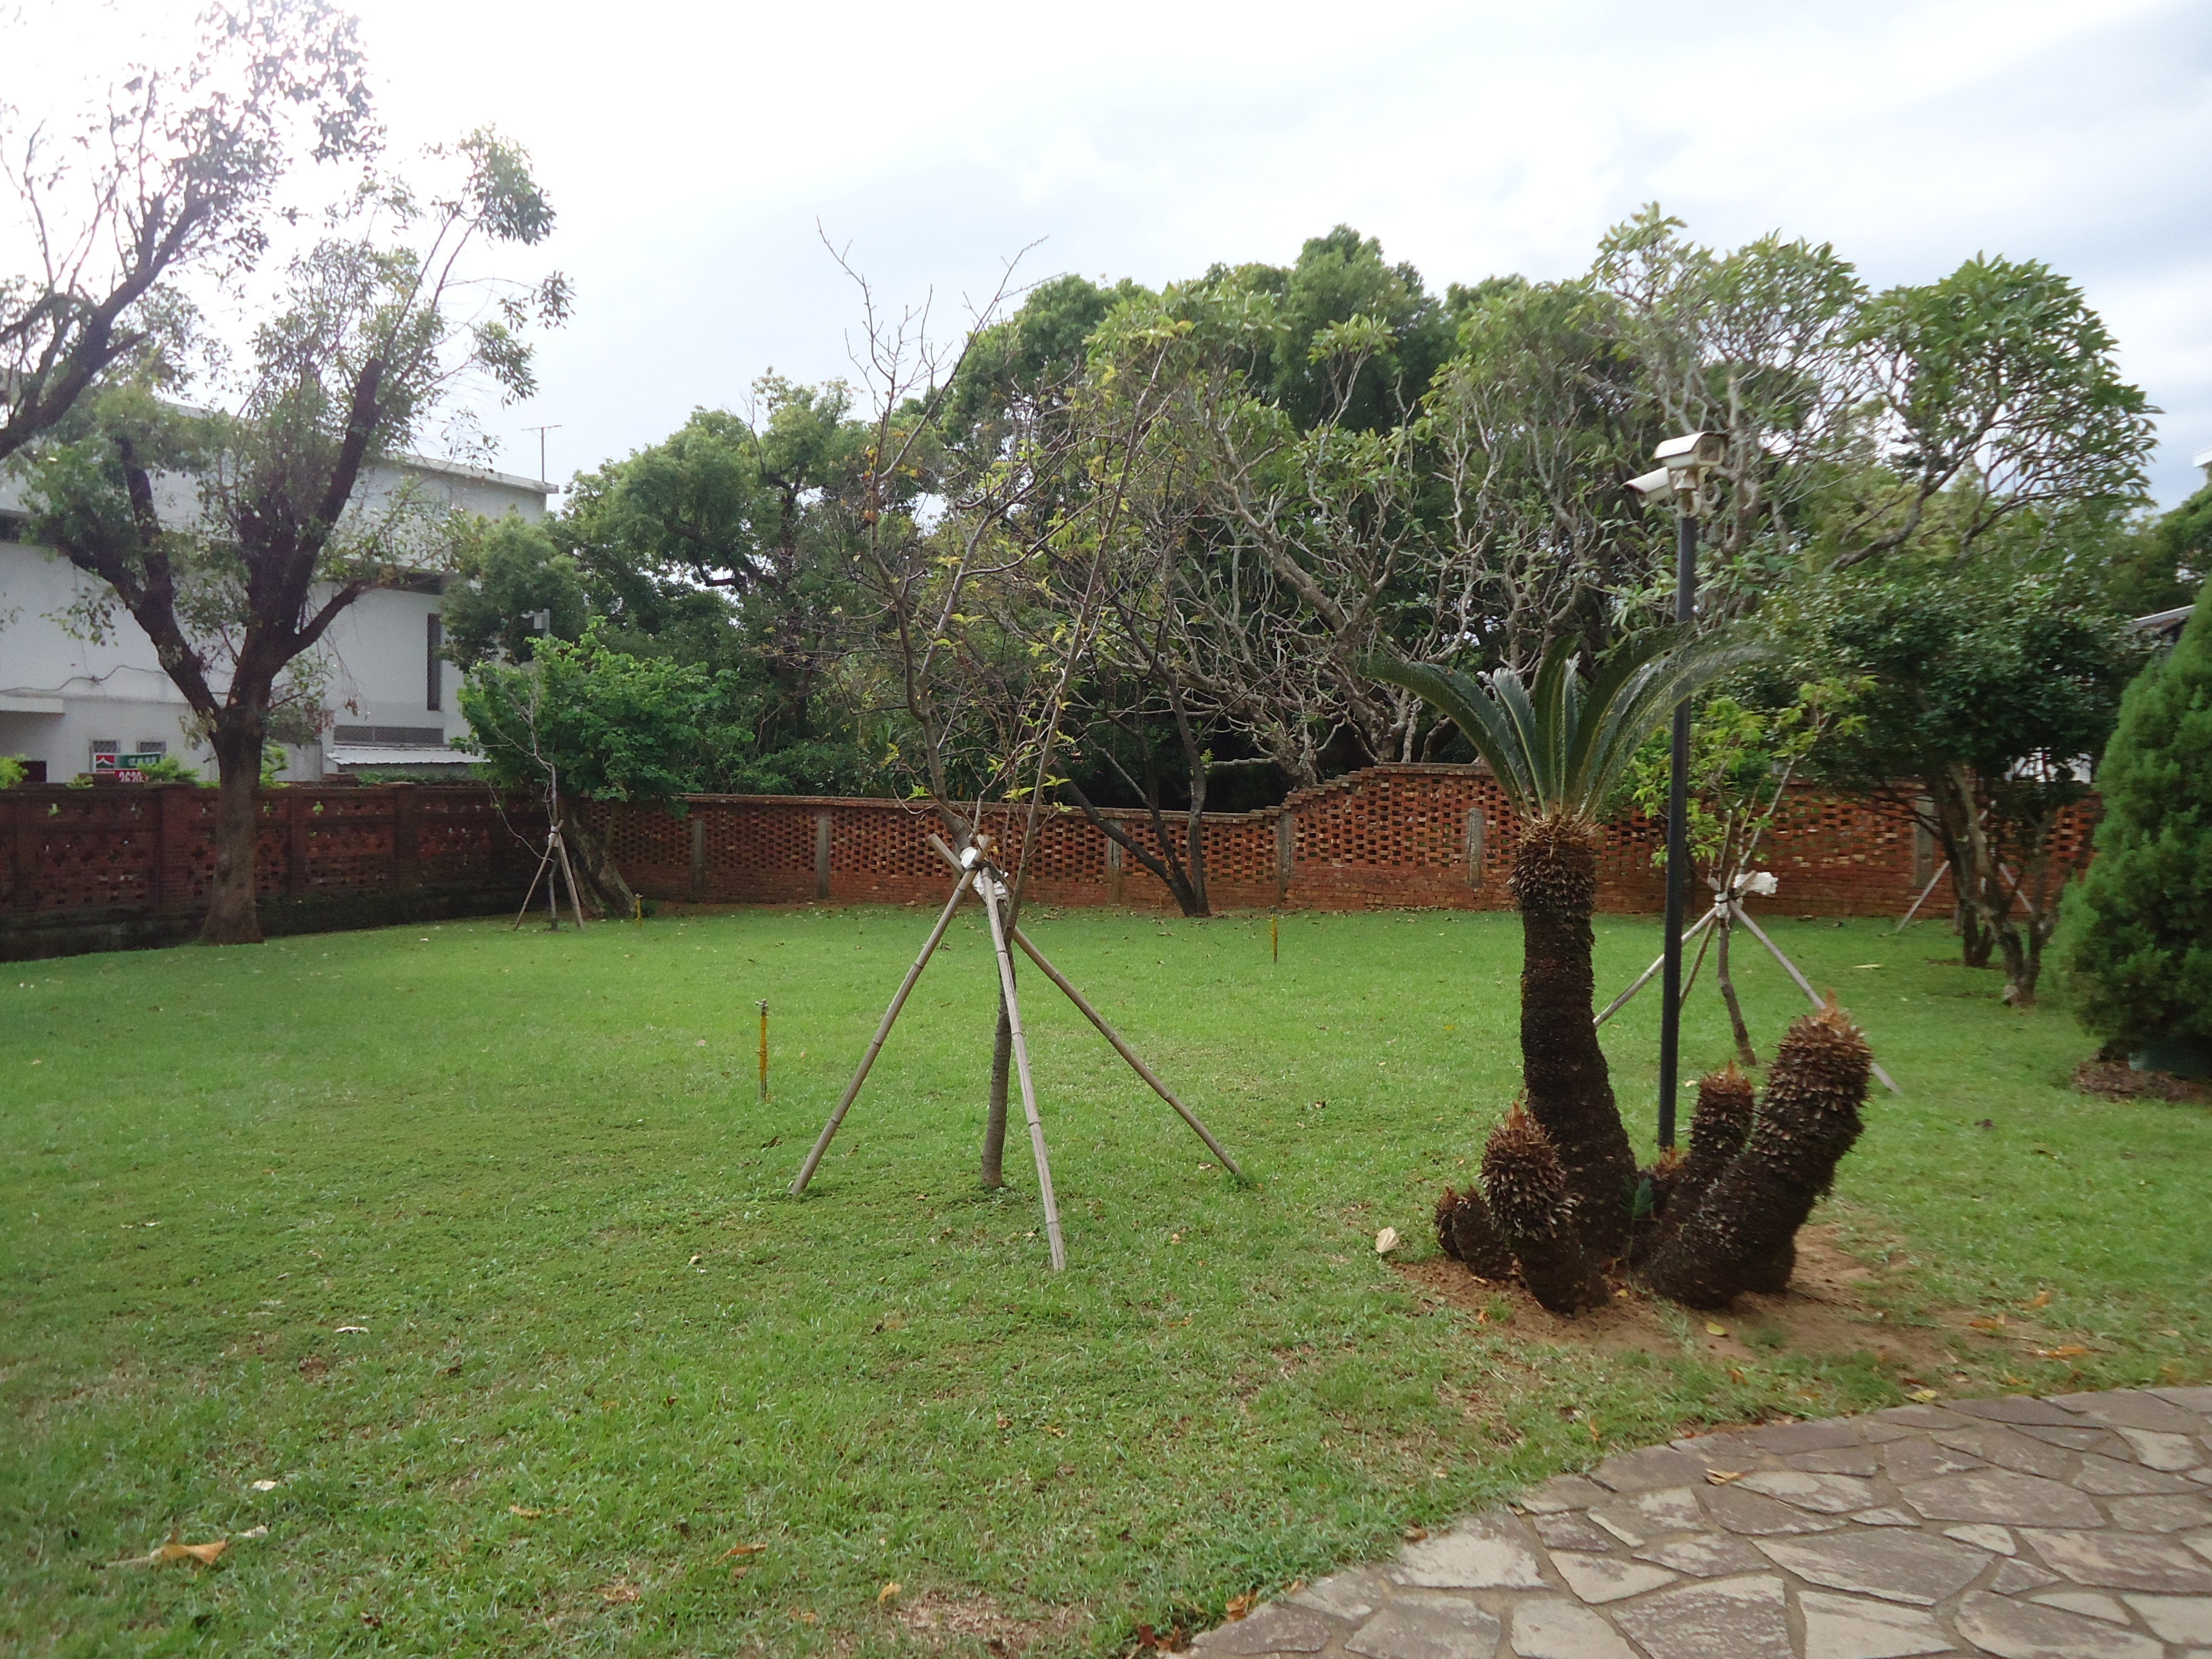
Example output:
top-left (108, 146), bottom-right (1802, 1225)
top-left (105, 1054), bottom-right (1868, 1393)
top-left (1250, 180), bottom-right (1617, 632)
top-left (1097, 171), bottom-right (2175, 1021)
top-left (1908, 1387), bottom-right (1941, 1402)
top-left (1224, 1591), bottom-right (1255, 1620)
top-left (600, 1580), bottom-right (641, 1605)
top-left (1704, 1322), bottom-right (1729, 1336)
top-left (2023, 1289), bottom-right (2052, 1309)
top-left (1400, 1525), bottom-right (1427, 1543)
top-left (724, 1543), bottom-right (767, 1558)
top-left (878, 1581), bottom-right (902, 1604)
top-left (250, 1479), bottom-right (280, 1491)
top-left (1704, 1470), bottom-right (1749, 1486)
top-left (1965, 1315), bottom-right (2008, 1332)
top-left (334, 1325), bottom-right (368, 1335)
top-left (2034, 1344), bottom-right (2090, 1359)
top-left (1373, 1227), bottom-right (1400, 1255)
top-left (109, 1530), bottom-right (230, 1568)
top-left (509, 1505), bottom-right (543, 1519)
top-left (238, 1526), bottom-right (267, 1540)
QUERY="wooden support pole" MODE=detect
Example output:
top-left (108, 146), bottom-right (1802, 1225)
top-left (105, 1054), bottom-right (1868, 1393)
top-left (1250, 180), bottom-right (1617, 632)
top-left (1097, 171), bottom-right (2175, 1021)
top-left (757, 999), bottom-right (769, 1102)
top-left (1006, 922), bottom-right (1244, 1178)
top-left (1893, 859), bottom-right (1949, 933)
top-left (512, 833), bottom-right (555, 930)
top-left (789, 868), bottom-right (975, 1195)
top-left (977, 870), bottom-right (1067, 1272)
top-left (553, 830), bottom-right (589, 929)
top-left (1729, 902), bottom-right (1902, 1095)
top-left (1594, 903), bottom-right (1720, 1028)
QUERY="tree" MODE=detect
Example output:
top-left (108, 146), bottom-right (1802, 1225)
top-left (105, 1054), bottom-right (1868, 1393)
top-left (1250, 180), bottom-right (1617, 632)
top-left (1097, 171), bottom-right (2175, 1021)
top-left (440, 510), bottom-right (585, 666)
top-left (1, 0), bottom-right (374, 461)
top-left (25, 130), bottom-right (568, 943)
top-left (458, 624), bottom-right (723, 916)
top-left (1620, 680), bottom-right (1864, 1065)
top-left (1839, 256), bottom-right (2156, 568)
top-left (1369, 629), bottom-right (1761, 1258)
top-left (1791, 552), bottom-right (2145, 1004)
top-left (2060, 585), bottom-right (2212, 1058)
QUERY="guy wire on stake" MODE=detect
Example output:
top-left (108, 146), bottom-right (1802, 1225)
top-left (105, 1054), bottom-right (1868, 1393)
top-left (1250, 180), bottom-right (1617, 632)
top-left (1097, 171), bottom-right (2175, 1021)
top-left (789, 834), bottom-right (1241, 1270)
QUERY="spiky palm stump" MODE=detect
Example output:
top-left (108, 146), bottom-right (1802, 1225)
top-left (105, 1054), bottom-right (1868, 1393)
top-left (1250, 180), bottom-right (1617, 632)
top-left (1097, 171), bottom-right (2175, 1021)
top-left (1510, 814), bottom-right (1637, 1260)
top-left (1435, 1187), bottom-right (1517, 1281)
top-left (1635, 1067), bottom-right (1756, 1264)
top-left (1482, 1106), bottom-right (1610, 1315)
top-left (1638, 1003), bottom-right (1872, 1309)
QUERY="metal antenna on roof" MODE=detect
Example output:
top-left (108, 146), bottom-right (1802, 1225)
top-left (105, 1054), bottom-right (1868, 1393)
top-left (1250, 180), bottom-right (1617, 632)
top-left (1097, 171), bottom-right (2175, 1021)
top-left (521, 423), bottom-right (562, 484)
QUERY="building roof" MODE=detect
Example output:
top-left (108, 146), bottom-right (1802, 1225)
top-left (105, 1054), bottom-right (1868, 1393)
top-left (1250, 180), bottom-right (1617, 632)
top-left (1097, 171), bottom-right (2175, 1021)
top-left (2132, 605), bottom-right (2195, 642)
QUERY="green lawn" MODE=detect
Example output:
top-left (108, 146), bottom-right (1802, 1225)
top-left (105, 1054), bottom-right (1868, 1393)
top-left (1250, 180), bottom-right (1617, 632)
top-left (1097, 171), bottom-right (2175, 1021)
top-left (4, 905), bottom-right (2207, 1656)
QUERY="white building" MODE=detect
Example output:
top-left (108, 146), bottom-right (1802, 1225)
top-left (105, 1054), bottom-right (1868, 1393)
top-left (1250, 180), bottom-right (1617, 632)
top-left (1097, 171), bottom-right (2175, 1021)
top-left (0, 457), bottom-right (548, 782)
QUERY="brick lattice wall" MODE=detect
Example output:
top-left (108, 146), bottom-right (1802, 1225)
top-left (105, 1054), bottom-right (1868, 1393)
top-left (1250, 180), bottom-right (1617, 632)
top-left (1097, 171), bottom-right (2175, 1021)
top-left (2, 782), bottom-right (545, 959)
top-left (601, 764), bottom-right (2080, 920)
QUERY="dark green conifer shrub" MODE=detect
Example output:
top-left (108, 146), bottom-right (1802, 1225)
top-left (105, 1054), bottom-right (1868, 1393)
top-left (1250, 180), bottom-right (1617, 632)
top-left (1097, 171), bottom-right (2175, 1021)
top-left (2061, 588), bottom-right (2212, 1058)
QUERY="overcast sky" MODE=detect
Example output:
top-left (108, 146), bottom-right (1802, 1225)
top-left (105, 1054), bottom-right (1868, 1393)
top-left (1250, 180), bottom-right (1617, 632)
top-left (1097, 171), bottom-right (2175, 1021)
top-left (14, 0), bottom-right (2212, 504)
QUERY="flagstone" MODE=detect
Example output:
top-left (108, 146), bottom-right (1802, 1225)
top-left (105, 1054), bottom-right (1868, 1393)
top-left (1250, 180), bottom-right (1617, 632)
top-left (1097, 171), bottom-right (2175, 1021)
top-left (1700, 1484), bottom-right (1847, 1535)
top-left (1943, 1523), bottom-right (2017, 1554)
top-left (1989, 1558), bottom-right (2063, 1594)
top-left (1790, 1444), bottom-right (1885, 1476)
top-left (1631, 1531), bottom-right (1768, 1577)
top-left (1797, 1590), bottom-right (1956, 1659)
top-left (2028, 1589), bottom-right (2131, 1624)
top-left (1346, 1592), bottom-right (1501, 1659)
top-left (1899, 1469), bottom-right (2103, 1526)
top-left (1736, 1469), bottom-right (1877, 1513)
top-left (1883, 1438), bottom-right (1986, 1482)
top-left (2049, 1390), bottom-right (2204, 1435)
top-left (1393, 1517), bottom-right (1548, 1590)
top-left (2075, 1454), bottom-right (2198, 1495)
top-left (1951, 1395), bottom-right (2084, 1427)
top-left (1509, 1598), bottom-right (1636, 1659)
top-left (1195, 1601), bottom-right (1338, 1654)
top-left (1609, 1574), bottom-right (1791, 1659)
top-left (2108, 1493), bottom-right (2212, 1532)
top-left (1289, 1566), bottom-right (1393, 1623)
top-left (2123, 1593), bottom-right (2212, 1644)
top-left (2116, 1427), bottom-right (2204, 1470)
top-left (1547, 1552), bottom-right (1674, 1604)
top-left (1587, 1486), bottom-right (1704, 1547)
top-left (1931, 1425), bottom-right (2076, 1481)
top-left (1753, 1529), bottom-right (1989, 1605)
top-left (1953, 1590), bottom-right (2163, 1659)
top-left (2022, 1527), bottom-right (2212, 1592)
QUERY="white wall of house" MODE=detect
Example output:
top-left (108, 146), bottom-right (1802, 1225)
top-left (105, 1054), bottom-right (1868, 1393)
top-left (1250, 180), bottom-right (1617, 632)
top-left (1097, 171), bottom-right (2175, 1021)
top-left (0, 455), bottom-right (547, 781)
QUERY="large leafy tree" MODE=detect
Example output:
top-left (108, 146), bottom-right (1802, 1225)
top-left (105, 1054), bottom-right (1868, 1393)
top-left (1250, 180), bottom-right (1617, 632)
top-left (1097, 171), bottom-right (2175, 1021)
top-left (0, 0), bottom-right (374, 461)
top-left (25, 130), bottom-right (568, 943)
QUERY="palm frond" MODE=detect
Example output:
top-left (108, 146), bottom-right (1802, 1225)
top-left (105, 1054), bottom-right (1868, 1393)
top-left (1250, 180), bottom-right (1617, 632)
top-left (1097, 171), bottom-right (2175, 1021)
top-left (1366, 630), bottom-right (1770, 822)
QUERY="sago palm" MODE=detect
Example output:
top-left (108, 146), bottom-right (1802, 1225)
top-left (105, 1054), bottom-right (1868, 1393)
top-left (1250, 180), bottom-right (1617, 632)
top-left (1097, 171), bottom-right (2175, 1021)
top-left (1370, 628), bottom-right (1763, 1258)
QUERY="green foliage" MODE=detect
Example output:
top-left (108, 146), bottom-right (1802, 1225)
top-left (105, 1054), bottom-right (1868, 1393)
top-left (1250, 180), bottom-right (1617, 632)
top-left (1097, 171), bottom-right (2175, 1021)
top-left (457, 624), bottom-right (728, 805)
top-left (440, 511), bottom-right (586, 666)
top-left (136, 755), bottom-right (204, 783)
top-left (1620, 681), bottom-right (1865, 872)
top-left (2061, 588), bottom-right (2212, 1048)
top-left (1369, 629), bottom-right (1767, 823)
top-left (0, 756), bottom-right (24, 789)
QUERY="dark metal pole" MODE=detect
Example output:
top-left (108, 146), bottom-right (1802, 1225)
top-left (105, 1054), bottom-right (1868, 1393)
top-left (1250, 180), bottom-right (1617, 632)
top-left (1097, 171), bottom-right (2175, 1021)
top-left (1656, 504), bottom-right (1697, 1148)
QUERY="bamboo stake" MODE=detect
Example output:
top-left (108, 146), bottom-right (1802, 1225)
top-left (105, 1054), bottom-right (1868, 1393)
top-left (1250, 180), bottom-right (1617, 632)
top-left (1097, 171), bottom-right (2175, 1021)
top-left (977, 871), bottom-right (1067, 1272)
top-left (789, 868), bottom-right (975, 1195)
top-left (1729, 902), bottom-right (1901, 1094)
top-left (1007, 920), bottom-right (1244, 1177)
top-left (553, 831), bottom-right (589, 930)
top-left (757, 1000), bottom-right (769, 1102)
top-left (1272, 911), bottom-right (1279, 964)
top-left (1893, 859), bottom-right (1949, 933)
top-left (922, 835), bottom-right (1241, 1175)
top-left (512, 834), bottom-right (556, 930)
top-left (1594, 903), bottom-right (1720, 1028)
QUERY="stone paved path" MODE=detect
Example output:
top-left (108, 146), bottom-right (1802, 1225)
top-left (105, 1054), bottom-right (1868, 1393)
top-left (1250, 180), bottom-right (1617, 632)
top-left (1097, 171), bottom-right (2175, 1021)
top-left (1191, 1387), bottom-right (2212, 1659)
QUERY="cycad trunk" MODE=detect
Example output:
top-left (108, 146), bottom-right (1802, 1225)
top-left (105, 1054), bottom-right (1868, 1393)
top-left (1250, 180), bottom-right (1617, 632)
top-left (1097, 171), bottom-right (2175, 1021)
top-left (1509, 814), bottom-right (1634, 1259)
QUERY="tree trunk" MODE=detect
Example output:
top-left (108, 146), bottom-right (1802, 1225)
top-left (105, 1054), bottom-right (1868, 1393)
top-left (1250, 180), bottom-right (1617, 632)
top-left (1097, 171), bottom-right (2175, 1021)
top-left (200, 720), bottom-right (267, 945)
top-left (981, 997), bottom-right (1011, 1187)
top-left (1715, 918), bottom-right (1757, 1068)
top-left (1509, 814), bottom-right (1635, 1261)
top-left (560, 805), bottom-right (635, 918)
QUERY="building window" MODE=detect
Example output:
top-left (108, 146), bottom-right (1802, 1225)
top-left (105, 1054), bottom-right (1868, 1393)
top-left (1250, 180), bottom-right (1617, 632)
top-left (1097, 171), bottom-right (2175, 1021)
top-left (427, 614), bottom-right (444, 711)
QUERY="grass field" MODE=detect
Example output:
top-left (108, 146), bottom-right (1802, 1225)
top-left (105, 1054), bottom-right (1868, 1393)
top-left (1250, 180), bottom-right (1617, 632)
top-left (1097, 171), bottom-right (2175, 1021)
top-left (5, 903), bottom-right (2207, 1657)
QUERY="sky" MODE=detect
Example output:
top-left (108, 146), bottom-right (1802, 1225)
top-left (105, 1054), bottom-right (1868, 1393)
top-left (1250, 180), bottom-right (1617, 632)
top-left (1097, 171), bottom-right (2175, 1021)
top-left (11, 0), bottom-right (2212, 504)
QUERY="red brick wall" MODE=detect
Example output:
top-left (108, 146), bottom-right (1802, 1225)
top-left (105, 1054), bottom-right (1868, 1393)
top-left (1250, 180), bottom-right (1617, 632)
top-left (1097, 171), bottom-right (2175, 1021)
top-left (602, 765), bottom-right (2076, 920)
top-left (2, 782), bottom-right (544, 957)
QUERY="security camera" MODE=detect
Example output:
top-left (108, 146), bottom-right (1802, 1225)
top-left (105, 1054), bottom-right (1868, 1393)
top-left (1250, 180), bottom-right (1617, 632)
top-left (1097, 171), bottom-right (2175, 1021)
top-left (1653, 431), bottom-right (1728, 471)
top-left (1627, 466), bottom-right (1677, 500)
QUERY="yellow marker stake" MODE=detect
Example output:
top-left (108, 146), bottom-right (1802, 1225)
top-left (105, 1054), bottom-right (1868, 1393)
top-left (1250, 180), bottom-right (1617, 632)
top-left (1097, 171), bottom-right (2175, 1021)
top-left (756, 1000), bottom-right (769, 1102)
top-left (634, 894), bottom-right (643, 928)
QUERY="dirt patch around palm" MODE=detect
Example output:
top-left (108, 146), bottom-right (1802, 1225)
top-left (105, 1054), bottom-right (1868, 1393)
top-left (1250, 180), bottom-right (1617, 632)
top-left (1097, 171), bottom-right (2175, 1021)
top-left (1396, 1224), bottom-right (2045, 1375)
top-left (2073, 1059), bottom-right (2212, 1106)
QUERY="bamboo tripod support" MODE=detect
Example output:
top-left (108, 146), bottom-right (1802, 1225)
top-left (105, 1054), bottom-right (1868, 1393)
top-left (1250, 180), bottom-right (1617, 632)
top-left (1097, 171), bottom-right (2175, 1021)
top-left (1597, 892), bottom-right (1902, 1094)
top-left (513, 826), bottom-right (589, 931)
top-left (788, 837), bottom-right (1241, 1269)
